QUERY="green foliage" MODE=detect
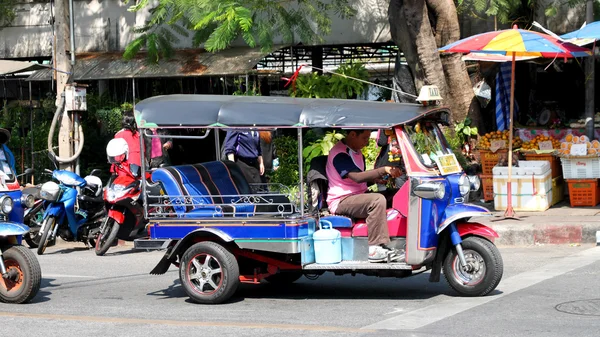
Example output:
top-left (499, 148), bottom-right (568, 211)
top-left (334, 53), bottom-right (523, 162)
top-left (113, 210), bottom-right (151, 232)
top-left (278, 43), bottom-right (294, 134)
top-left (232, 77), bottom-right (261, 96)
top-left (454, 117), bottom-right (478, 144)
top-left (362, 138), bottom-right (379, 171)
top-left (290, 62), bottom-right (369, 99)
top-left (457, 0), bottom-right (536, 27)
top-left (0, 0), bottom-right (16, 28)
top-left (124, 0), bottom-right (356, 63)
top-left (302, 131), bottom-right (345, 165)
top-left (270, 135), bottom-right (299, 187)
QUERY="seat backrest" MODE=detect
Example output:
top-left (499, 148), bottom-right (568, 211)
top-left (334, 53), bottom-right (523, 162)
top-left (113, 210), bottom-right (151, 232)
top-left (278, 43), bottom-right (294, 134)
top-left (151, 161), bottom-right (254, 217)
top-left (307, 156), bottom-right (329, 213)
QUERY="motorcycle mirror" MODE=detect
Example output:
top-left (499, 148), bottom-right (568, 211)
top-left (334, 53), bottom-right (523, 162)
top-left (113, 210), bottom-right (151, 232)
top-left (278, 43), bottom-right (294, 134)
top-left (90, 169), bottom-right (102, 176)
top-left (129, 164), bottom-right (141, 178)
top-left (17, 168), bottom-right (35, 178)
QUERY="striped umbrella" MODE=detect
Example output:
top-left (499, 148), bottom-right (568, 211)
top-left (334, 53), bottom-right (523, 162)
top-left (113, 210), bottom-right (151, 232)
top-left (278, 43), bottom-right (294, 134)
top-left (440, 25), bottom-right (592, 218)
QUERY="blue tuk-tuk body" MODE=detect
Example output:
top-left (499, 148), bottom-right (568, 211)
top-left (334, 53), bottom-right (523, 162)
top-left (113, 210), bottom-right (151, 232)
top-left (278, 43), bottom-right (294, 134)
top-left (133, 95), bottom-right (503, 304)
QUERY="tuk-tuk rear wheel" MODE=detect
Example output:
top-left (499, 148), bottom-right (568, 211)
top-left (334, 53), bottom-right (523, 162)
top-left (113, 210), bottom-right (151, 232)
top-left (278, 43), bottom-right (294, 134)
top-left (0, 245), bottom-right (42, 304)
top-left (443, 236), bottom-right (503, 297)
top-left (179, 242), bottom-right (239, 304)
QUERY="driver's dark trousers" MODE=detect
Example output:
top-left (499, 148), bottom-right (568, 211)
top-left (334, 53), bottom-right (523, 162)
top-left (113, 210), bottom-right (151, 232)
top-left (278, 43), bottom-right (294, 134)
top-left (334, 190), bottom-right (395, 246)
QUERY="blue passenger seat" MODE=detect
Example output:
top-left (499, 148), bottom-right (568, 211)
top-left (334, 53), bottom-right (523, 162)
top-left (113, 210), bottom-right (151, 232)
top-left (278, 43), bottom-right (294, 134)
top-left (151, 161), bottom-right (291, 218)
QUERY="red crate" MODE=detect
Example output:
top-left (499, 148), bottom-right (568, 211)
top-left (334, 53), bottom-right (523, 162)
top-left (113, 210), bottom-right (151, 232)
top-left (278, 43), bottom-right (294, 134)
top-left (567, 179), bottom-right (600, 207)
top-left (480, 174), bottom-right (494, 202)
top-left (479, 149), bottom-right (507, 175)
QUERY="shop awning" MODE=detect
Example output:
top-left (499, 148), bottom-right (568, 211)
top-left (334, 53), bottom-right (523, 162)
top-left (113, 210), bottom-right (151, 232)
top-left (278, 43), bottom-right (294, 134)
top-left (27, 47), bottom-right (277, 81)
top-left (0, 60), bottom-right (49, 75)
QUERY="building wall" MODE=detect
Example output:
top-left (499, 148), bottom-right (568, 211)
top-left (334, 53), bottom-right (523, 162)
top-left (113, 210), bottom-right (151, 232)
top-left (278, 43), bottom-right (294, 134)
top-left (0, 0), bottom-right (586, 59)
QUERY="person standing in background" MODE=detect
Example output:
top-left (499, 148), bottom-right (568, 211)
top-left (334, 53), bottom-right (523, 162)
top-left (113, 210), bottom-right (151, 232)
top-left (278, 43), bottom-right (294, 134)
top-left (259, 130), bottom-right (278, 183)
top-left (145, 128), bottom-right (172, 169)
top-left (114, 115), bottom-right (142, 167)
top-left (224, 129), bottom-right (264, 184)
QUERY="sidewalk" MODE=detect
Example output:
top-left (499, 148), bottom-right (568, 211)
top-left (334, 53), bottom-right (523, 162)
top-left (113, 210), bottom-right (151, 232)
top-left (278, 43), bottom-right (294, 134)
top-left (472, 200), bottom-right (600, 246)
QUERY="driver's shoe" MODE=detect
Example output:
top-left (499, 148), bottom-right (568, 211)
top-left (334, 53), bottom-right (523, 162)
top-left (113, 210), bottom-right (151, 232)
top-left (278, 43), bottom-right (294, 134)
top-left (368, 245), bottom-right (403, 263)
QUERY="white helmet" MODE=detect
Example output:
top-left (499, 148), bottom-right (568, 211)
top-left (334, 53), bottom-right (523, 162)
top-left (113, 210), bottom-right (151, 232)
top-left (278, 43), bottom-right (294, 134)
top-left (106, 138), bottom-right (129, 164)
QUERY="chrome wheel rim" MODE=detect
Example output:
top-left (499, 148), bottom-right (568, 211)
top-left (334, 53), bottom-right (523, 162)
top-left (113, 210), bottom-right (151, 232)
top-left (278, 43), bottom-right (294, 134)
top-left (452, 249), bottom-right (486, 286)
top-left (187, 254), bottom-right (223, 295)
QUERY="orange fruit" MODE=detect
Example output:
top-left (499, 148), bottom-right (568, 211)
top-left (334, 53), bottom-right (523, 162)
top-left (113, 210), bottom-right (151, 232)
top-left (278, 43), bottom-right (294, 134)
top-left (566, 134), bottom-right (573, 142)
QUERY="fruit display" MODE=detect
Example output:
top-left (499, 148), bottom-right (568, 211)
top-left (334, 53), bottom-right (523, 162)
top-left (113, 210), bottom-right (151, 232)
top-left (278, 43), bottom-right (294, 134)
top-left (520, 135), bottom-right (561, 151)
top-left (558, 134), bottom-right (600, 156)
top-left (477, 130), bottom-right (522, 150)
top-left (386, 130), bottom-right (402, 162)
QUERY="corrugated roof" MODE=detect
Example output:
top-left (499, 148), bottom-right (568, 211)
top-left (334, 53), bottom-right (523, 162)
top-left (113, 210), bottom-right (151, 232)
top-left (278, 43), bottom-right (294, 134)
top-left (27, 47), bottom-right (275, 81)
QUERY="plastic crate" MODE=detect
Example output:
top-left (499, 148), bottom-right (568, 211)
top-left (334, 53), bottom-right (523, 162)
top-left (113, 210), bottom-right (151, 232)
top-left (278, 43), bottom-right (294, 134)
top-left (551, 176), bottom-right (564, 206)
top-left (567, 179), bottom-right (600, 207)
top-left (479, 149), bottom-right (507, 175)
top-left (561, 157), bottom-right (600, 179)
top-left (523, 153), bottom-right (563, 179)
top-left (480, 174), bottom-right (494, 202)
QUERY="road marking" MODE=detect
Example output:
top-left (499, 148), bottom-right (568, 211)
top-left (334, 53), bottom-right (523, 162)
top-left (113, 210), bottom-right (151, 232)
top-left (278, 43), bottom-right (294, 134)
top-left (43, 274), bottom-right (97, 279)
top-left (362, 246), bottom-right (600, 330)
top-left (0, 311), bottom-right (372, 333)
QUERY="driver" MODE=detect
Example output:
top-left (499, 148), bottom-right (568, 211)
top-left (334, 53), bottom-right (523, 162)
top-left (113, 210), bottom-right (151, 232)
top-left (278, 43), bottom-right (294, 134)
top-left (326, 129), bottom-right (404, 263)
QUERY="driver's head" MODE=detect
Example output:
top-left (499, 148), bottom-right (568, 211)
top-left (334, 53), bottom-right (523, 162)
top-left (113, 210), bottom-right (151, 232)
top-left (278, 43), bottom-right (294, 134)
top-left (345, 129), bottom-right (371, 152)
top-left (0, 128), bottom-right (10, 145)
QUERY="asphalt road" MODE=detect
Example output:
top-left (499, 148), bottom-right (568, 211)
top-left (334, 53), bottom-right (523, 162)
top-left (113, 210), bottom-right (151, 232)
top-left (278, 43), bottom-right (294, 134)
top-left (1, 243), bottom-right (599, 337)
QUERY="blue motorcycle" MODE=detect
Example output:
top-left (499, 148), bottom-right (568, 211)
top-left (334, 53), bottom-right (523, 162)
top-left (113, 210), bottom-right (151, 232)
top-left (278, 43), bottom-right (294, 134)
top-left (36, 168), bottom-right (105, 255)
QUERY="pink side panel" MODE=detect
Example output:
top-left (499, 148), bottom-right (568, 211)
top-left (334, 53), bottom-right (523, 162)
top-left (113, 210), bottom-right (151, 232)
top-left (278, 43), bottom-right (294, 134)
top-left (351, 209), bottom-right (407, 238)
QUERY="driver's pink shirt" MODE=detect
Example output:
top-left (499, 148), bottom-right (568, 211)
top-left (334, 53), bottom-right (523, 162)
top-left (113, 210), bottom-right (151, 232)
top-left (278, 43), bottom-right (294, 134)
top-left (326, 141), bottom-right (367, 213)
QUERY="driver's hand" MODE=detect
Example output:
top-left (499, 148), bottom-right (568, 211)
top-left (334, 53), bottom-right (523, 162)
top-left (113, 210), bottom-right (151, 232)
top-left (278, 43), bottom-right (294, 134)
top-left (384, 166), bottom-right (402, 178)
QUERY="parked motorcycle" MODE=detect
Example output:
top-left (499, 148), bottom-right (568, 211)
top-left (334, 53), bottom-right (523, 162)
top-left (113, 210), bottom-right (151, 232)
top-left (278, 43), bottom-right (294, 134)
top-left (22, 184), bottom-right (44, 248)
top-left (36, 162), bottom-right (106, 255)
top-left (95, 138), bottom-right (163, 256)
top-left (0, 130), bottom-right (41, 303)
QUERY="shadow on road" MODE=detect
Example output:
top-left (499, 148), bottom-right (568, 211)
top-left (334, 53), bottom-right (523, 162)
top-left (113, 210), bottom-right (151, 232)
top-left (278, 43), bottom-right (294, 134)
top-left (150, 272), bottom-right (460, 303)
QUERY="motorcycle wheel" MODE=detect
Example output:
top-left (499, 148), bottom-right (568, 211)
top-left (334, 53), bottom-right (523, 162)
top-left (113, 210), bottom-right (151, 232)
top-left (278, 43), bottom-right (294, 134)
top-left (37, 217), bottom-right (56, 256)
top-left (95, 218), bottom-right (120, 256)
top-left (265, 272), bottom-right (303, 285)
top-left (0, 245), bottom-right (42, 304)
top-left (24, 228), bottom-right (40, 249)
top-left (443, 236), bottom-right (504, 297)
top-left (179, 242), bottom-right (239, 304)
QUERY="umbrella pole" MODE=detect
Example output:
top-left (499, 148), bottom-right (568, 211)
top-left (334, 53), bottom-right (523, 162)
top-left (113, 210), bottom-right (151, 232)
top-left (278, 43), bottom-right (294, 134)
top-left (504, 52), bottom-right (518, 219)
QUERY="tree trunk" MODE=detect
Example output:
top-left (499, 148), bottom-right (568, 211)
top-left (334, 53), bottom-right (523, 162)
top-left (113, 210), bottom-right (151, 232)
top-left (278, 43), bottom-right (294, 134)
top-left (388, 0), bottom-right (480, 125)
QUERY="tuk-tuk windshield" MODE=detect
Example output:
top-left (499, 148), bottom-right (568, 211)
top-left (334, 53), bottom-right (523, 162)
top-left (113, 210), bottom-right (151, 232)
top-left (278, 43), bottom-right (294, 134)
top-left (405, 121), bottom-right (453, 167)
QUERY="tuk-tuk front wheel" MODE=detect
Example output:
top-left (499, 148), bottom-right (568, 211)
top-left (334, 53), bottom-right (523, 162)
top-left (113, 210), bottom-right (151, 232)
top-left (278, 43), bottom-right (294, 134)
top-left (443, 236), bottom-right (503, 297)
top-left (179, 242), bottom-right (239, 304)
top-left (0, 245), bottom-right (42, 304)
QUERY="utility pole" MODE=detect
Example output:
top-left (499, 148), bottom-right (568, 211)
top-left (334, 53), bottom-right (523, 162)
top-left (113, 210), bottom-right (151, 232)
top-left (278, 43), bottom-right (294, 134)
top-left (54, 0), bottom-right (73, 171)
top-left (585, 0), bottom-right (595, 140)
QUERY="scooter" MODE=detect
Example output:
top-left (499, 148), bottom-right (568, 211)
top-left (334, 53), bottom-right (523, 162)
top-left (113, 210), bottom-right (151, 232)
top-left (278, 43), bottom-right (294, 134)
top-left (22, 183), bottom-right (44, 248)
top-left (95, 138), bottom-right (163, 256)
top-left (36, 163), bottom-right (106, 255)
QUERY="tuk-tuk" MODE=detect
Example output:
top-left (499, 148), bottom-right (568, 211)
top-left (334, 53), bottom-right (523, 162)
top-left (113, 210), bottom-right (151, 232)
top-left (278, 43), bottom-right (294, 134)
top-left (133, 95), bottom-right (503, 304)
top-left (0, 129), bottom-right (41, 304)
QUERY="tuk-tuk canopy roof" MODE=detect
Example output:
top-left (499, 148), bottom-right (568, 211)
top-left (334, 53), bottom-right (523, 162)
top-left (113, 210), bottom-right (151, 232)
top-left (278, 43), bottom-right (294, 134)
top-left (134, 94), bottom-right (450, 128)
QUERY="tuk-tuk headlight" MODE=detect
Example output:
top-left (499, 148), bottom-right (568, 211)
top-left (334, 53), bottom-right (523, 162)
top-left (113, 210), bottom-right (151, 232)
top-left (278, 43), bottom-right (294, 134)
top-left (21, 194), bottom-right (35, 208)
top-left (0, 195), bottom-right (14, 214)
top-left (468, 175), bottom-right (481, 192)
top-left (458, 174), bottom-right (470, 196)
top-left (413, 181), bottom-right (446, 200)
